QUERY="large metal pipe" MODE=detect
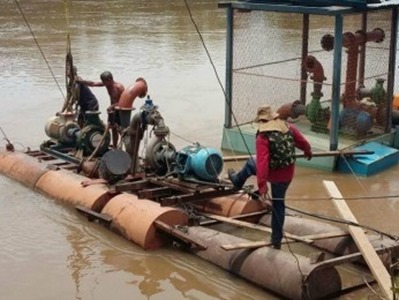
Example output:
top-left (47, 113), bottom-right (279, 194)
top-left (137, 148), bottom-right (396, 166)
top-left (321, 28), bottom-right (385, 109)
top-left (124, 112), bottom-right (143, 175)
top-left (101, 193), bottom-right (188, 250)
top-left (193, 193), bottom-right (266, 220)
top-left (303, 55), bottom-right (326, 97)
top-left (0, 149), bottom-right (51, 189)
top-left (35, 169), bottom-right (113, 210)
top-left (260, 214), bottom-right (399, 267)
top-left (188, 226), bottom-right (342, 300)
top-left (0, 149), bottom-right (189, 251)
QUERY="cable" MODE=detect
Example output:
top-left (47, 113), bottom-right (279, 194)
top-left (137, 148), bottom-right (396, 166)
top-left (13, 0), bottom-right (65, 100)
top-left (169, 130), bottom-right (196, 145)
top-left (182, 0), bottom-right (255, 165)
top-left (0, 126), bottom-right (15, 151)
top-left (286, 204), bottom-right (398, 240)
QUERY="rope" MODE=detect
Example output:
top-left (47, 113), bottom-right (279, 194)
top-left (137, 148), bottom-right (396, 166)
top-left (63, 0), bottom-right (70, 32)
top-left (13, 0), bottom-right (65, 100)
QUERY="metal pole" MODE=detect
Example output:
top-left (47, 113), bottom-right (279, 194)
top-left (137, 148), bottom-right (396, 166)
top-left (358, 13), bottom-right (367, 87)
top-left (222, 150), bottom-right (374, 162)
top-left (300, 14), bottom-right (309, 105)
top-left (224, 6), bottom-right (234, 128)
top-left (330, 15), bottom-right (343, 151)
top-left (386, 8), bottom-right (398, 133)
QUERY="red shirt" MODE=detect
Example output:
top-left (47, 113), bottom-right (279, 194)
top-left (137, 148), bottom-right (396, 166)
top-left (256, 124), bottom-right (311, 195)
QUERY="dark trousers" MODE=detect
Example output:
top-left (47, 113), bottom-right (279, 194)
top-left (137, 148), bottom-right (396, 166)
top-left (233, 157), bottom-right (257, 189)
top-left (270, 181), bottom-right (291, 245)
top-left (234, 158), bottom-right (291, 245)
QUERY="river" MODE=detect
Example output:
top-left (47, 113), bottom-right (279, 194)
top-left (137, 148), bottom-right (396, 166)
top-left (1, 1), bottom-right (399, 299)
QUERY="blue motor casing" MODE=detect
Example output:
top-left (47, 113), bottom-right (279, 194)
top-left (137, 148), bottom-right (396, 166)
top-left (175, 145), bottom-right (223, 182)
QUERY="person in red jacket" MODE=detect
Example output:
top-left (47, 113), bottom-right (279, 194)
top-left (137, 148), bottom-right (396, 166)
top-left (228, 106), bottom-right (312, 249)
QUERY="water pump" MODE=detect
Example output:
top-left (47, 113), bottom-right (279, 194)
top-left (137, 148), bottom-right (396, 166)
top-left (174, 144), bottom-right (223, 182)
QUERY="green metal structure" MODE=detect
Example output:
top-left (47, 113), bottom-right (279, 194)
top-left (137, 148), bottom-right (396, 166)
top-left (219, 0), bottom-right (399, 170)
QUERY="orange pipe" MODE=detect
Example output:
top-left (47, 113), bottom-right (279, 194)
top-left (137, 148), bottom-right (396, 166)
top-left (321, 28), bottom-right (385, 109)
top-left (101, 193), bottom-right (188, 250)
top-left (193, 194), bottom-right (265, 221)
top-left (303, 55), bottom-right (326, 97)
top-left (342, 29), bottom-right (384, 108)
top-left (0, 148), bottom-right (51, 189)
top-left (0, 149), bottom-right (188, 250)
top-left (35, 169), bottom-right (112, 210)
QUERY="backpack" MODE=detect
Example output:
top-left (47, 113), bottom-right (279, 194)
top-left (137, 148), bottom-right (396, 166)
top-left (262, 130), bottom-right (295, 169)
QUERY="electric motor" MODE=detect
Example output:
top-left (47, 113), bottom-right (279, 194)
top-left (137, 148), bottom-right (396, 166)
top-left (175, 145), bottom-right (223, 182)
top-left (44, 113), bottom-right (79, 145)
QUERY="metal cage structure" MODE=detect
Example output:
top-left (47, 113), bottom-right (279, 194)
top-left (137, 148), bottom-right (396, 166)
top-left (220, 0), bottom-right (399, 165)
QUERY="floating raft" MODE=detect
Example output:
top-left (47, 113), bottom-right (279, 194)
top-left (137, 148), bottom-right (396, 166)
top-left (1, 147), bottom-right (398, 299)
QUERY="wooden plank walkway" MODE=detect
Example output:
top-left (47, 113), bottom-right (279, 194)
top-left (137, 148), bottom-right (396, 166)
top-left (323, 180), bottom-right (393, 300)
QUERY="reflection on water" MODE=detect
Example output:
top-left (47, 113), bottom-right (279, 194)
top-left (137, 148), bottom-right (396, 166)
top-left (1, 1), bottom-right (399, 299)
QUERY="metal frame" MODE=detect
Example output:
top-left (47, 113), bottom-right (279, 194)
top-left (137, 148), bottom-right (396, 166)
top-left (220, 0), bottom-right (399, 150)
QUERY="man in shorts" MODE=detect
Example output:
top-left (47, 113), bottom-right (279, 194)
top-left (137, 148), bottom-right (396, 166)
top-left (78, 71), bottom-right (125, 148)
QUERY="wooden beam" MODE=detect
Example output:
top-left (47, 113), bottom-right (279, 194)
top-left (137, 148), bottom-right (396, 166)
top-left (300, 231), bottom-right (349, 240)
top-left (222, 240), bottom-right (278, 251)
top-left (200, 212), bottom-right (313, 244)
top-left (137, 186), bottom-right (172, 199)
top-left (323, 180), bottom-right (393, 300)
top-left (200, 209), bottom-right (270, 226)
top-left (75, 205), bottom-right (112, 227)
top-left (314, 245), bottom-right (399, 269)
top-left (221, 231), bottom-right (349, 251)
top-left (153, 220), bottom-right (207, 250)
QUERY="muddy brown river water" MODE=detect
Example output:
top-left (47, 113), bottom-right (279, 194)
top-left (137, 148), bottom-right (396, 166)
top-left (1, 1), bottom-right (399, 299)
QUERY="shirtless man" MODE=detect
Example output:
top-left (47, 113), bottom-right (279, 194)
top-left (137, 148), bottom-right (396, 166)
top-left (78, 71), bottom-right (125, 147)
top-left (118, 77), bottom-right (148, 109)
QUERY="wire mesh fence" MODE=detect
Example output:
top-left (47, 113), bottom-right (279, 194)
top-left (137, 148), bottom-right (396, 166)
top-left (229, 9), bottom-right (393, 150)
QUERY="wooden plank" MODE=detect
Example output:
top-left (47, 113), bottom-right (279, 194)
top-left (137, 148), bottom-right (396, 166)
top-left (222, 241), bottom-right (275, 250)
top-left (75, 205), bottom-right (112, 226)
top-left (153, 220), bottom-right (207, 250)
top-left (221, 231), bottom-right (349, 251)
top-left (200, 209), bottom-right (269, 226)
top-left (314, 245), bottom-right (399, 269)
top-left (201, 212), bottom-right (313, 243)
top-left (300, 231), bottom-right (349, 240)
top-left (323, 180), bottom-right (393, 300)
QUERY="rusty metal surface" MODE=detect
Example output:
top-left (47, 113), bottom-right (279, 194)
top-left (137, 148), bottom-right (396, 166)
top-left (188, 226), bottom-right (342, 300)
